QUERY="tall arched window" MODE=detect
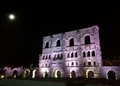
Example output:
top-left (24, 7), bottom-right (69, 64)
top-left (61, 54), bottom-right (63, 59)
top-left (71, 53), bottom-right (73, 57)
top-left (56, 39), bottom-right (60, 46)
top-left (83, 52), bottom-right (86, 57)
top-left (69, 38), bottom-right (74, 46)
top-left (92, 51), bottom-right (95, 56)
top-left (45, 41), bottom-right (49, 48)
top-left (85, 35), bottom-right (91, 44)
top-left (54, 54), bottom-right (56, 59)
top-left (75, 52), bottom-right (77, 57)
top-left (46, 55), bottom-right (48, 59)
top-left (57, 54), bottom-right (59, 59)
top-left (49, 55), bottom-right (51, 59)
top-left (43, 55), bottom-right (45, 60)
top-left (87, 51), bottom-right (90, 57)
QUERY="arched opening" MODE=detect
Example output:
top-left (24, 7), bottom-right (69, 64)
top-left (24, 69), bottom-right (30, 78)
top-left (56, 39), bottom-right (60, 46)
top-left (71, 53), bottom-right (73, 57)
top-left (108, 71), bottom-right (116, 80)
top-left (44, 71), bottom-right (48, 78)
top-left (46, 55), bottom-right (48, 59)
top-left (42, 55), bottom-right (45, 60)
top-left (43, 70), bottom-right (49, 78)
top-left (60, 54), bottom-right (63, 59)
top-left (49, 55), bottom-right (51, 59)
top-left (83, 52), bottom-right (86, 57)
top-left (24, 70), bottom-right (29, 78)
top-left (87, 51), bottom-right (90, 57)
top-left (71, 70), bottom-right (76, 78)
top-left (57, 54), bottom-right (59, 59)
top-left (85, 35), bottom-right (91, 44)
top-left (57, 71), bottom-right (61, 78)
top-left (88, 71), bottom-right (94, 78)
top-left (45, 41), bottom-right (49, 48)
top-left (93, 62), bottom-right (96, 66)
top-left (32, 70), bottom-right (37, 78)
top-left (53, 54), bottom-right (56, 60)
top-left (71, 62), bottom-right (74, 66)
top-left (13, 70), bottom-right (18, 78)
top-left (75, 52), bottom-right (77, 57)
top-left (88, 62), bottom-right (91, 66)
top-left (52, 69), bottom-right (62, 78)
top-left (92, 51), bottom-right (95, 56)
top-left (69, 38), bottom-right (74, 46)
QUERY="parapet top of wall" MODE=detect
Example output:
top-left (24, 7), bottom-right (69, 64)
top-left (43, 25), bottom-right (99, 38)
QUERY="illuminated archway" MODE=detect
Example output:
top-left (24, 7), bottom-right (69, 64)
top-left (88, 71), bottom-right (94, 78)
top-left (24, 69), bottom-right (30, 78)
top-left (13, 70), bottom-right (18, 78)
top-left (107, 71), bottom-right (116, 80)
top-left (52, 69), bottom-right (62, 78)
top-left (43, 70), bottom-right (49, 78)
top-left (32, 70), bottom-right (37, 78)
top-left (71, 70), bottom-right (76, 78)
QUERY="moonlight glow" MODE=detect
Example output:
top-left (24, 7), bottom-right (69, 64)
top-left (9, 14), bottom-right (15, 20)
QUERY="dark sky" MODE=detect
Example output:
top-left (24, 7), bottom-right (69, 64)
top-left (0, 1), bottom-right (120, 67)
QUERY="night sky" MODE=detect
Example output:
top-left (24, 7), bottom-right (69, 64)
top-left (0, 1), bottom-right (120, 67)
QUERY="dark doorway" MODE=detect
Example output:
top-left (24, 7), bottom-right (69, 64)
top-left (13, 70), bottom-right (18, 78)
top-left (88, 71), bottom-right (94, 78)
top-left (45, 71), bottom-right (48, 78)
top-left (108, 71), bottom-right (116, 80)
top-left (25, 70), bottom-right (29, 78)
top-left (57, 71), bottom-right (61, 78)
top-left (71, 70), bottom-right (76, 78)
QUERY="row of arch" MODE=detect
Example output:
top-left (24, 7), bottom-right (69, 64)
top-left (13, 69), bottom-right (38, 78)
top-left (67, 52), bottom-right (78, 58)
top-left (42, 55), bottom-right (51, 60)
top-left (45, 35), bottom-right (91, 48)
top-left (43, 69), bottom-right (76, 78)
top-left (41, 63), bottom-right (50, 67)
top-left (83, 62), bottom-right (96, 66)
top-left (66, 62), bottom-right (79, 66)
top-left (42, 54), bottom-right (63, 60)
top-left (42, 52), bottom-right (79, 60)
top-left (83, 51), bottom-right (95, 57)
top-left (53, 53), bottom-right (63, 60)
top-left (50, 70), bottom-right (117, 80)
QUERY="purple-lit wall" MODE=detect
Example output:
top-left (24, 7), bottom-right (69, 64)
top-left (39, 25), bottom-right (105, 78)
top-left (3, 67), bottom-right (24, 78)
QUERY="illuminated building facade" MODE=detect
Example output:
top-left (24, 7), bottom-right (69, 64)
top-left (39, 25), bottom-right (103, 78)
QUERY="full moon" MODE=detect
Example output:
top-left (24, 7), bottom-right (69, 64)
top-left (9, 14), bottom-right (15, 20)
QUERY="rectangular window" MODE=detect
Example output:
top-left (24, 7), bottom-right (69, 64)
top-left (94, 62), bottom-right (96, 66)
top-left (88, 62), bottom-right (91, 66)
